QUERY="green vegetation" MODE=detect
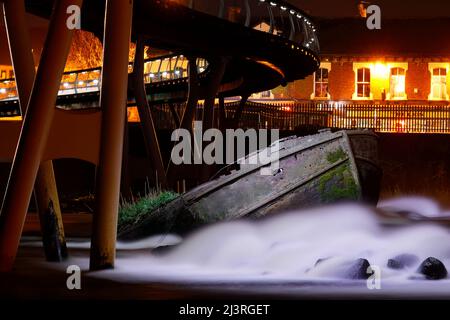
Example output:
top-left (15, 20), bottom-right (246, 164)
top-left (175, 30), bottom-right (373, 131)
top-left (319, 163), bottom-right (359, 202)
top-left (118, 191), bottom-right (179, 230)
top-left (326, 147), bottom-right (347, 164)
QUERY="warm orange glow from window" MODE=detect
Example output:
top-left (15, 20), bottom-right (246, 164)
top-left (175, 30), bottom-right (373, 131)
top-left (127, 107), bottom-right (140, 123)
top-left (373, 63), bottom-right (389, 78)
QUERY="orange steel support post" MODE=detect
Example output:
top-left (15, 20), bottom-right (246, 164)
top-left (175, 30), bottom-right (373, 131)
top-left (0, 0), bottom-right (82, 272)
top-left (3, 0), bottom-right (67, 262)
top-left (90, 0), bottom-right (133, 270)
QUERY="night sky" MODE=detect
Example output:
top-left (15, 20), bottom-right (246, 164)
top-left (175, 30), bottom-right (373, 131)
top-left (290, 0), bottom-right (450, 18)
top-left (1, 0), bottom-right (450, 64)
top-left (1, 1), bottom-right (450, 26)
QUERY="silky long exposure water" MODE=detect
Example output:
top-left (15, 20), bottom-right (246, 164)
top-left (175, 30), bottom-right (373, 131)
top-left (20, 196), bottom-right (450, 298)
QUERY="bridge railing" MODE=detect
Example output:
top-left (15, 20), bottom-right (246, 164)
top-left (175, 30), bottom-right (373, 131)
top-left (170, 0), bottom-right (319, 54)
top-left (0, 55), bottom-right (208, 104)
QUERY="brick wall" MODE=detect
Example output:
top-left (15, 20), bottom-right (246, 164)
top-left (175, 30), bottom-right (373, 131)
top-left (406, 62), bottom-right (431, 100)
top-left (329, 62), bottom-right (355, 100)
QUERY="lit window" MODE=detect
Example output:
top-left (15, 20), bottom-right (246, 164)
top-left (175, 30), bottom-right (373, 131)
top-left (389, 67), bottom-right (406, 99)
top-left (260, 90), bottom-right (272, 98)
top-left (356, 68), bottom-right (371, 98)
top-left (314, 68), bottom-right (329, 99)
top-left (431, 68), bottom-right (447, 100)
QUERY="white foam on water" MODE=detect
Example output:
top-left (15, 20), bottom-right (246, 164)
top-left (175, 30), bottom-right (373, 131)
top-left (87, 197), bottom-right (450, 287)
top-left (378, 196), bottom-right (443, 217)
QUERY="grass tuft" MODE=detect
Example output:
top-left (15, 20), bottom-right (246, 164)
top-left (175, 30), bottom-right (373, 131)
top-left (118, 190), bottom-right (179, 230)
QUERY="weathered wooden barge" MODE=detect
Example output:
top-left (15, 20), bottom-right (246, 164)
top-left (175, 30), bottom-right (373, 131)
top-left (119, 129), bottom-right (382, 239)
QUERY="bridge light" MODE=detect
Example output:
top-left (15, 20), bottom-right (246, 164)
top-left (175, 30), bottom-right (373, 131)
top-left (270, 2), bottom-right (277, 6)
top-left (290, 10), bottom-right (295, 15)
top-left (280, 6), bottom-right (287, 11)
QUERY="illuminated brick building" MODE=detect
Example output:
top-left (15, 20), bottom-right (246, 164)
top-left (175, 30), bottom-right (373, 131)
top-left (270, 18), bottom-right (450, 103)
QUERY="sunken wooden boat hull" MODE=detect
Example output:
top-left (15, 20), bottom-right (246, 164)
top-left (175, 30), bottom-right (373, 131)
top-left (119, 130), bottom-right (382, 239)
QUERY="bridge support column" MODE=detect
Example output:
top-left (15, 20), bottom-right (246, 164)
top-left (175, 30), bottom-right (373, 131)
top-left (3, 0), bottom-right (67, 263)
top-left (198, 58), bottom-right (227, 183)
top-left (202, 57), bottom-right (227, 131)
top-left (133, 37), bottom-right (167, 189)
top-left (0, 0), bottom-right (82, 272)
top-left (179, 57), bottom-right (199, 131)
top-left (218, 95), bottom-right (226, 130)
top-left (167, 57), bottom-right (199, 188)
top-left (90, 0), bottom-right (133, 270)
top-left (120, 114), bottom-right (133, 201)
top-left (35, 162), bottom-right (67, 261)
top-left (233, 95), bottom-right (249, 128)
top-left (168, 103), bottom-right (180, 128)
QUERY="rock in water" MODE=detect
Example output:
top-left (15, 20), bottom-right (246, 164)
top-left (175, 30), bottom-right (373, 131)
top-left (417, 257), bottom-right (448, 280)
top-left (387, 254), bottom-right (419, 270)
top-left (346, 258), bottom-right (371, 280)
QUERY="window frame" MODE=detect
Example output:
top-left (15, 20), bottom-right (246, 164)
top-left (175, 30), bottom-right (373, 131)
top-left (429, 65), bottom-right (449, 101)
top-left (387, 67), bottom-right (407, 100)
top-left (311, 63), bottom-right (331, 100)
top-left (355, 67), bottom-right (372, 100)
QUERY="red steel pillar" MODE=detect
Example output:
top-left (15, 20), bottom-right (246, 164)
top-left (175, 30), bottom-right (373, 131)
top-left (89, 0), bottom-right (133, 270)
top-left (0, 0), bottom-right (82, 272)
